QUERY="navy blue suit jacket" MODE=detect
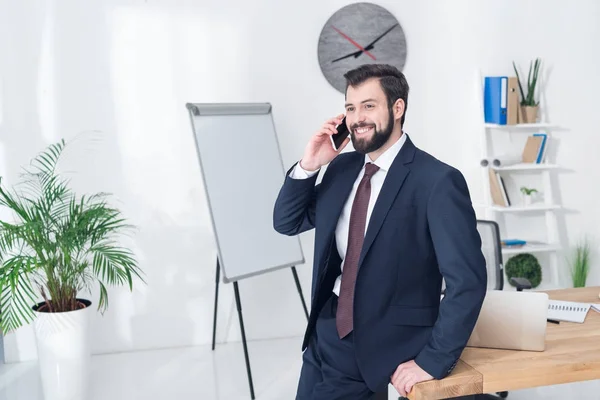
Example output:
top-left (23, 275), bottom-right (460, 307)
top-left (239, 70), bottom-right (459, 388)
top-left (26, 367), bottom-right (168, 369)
top-left (273, 135), bottom-right (487, 392)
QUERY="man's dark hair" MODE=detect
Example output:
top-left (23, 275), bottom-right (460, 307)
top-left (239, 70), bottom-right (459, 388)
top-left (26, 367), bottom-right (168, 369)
top-left (344, 64), bottom-right (409, 127)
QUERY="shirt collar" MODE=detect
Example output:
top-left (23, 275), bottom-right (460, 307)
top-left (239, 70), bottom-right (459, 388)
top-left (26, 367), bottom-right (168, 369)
top-left (364, 132), bottom-right (407, 172)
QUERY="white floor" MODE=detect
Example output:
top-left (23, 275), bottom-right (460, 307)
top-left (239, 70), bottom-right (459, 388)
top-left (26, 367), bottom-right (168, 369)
top-left (1, 336), bottom-right (599, 400)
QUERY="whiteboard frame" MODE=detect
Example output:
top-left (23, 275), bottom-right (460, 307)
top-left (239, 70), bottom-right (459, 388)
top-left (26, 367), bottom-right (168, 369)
top-left (186, 102), bottom-right (305, 283)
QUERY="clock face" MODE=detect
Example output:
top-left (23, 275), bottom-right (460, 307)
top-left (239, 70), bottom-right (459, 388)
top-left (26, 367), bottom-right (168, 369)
top-left (318, 3), bottom-right (407, 93)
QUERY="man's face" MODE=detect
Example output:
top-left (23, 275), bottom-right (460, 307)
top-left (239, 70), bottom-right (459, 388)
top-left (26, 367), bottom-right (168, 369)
top-left (344, 78), bottom-right (395, 154)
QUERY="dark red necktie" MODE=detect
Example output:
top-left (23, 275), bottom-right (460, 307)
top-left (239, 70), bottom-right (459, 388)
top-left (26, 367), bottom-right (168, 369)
top-left (336, 162), bottom-right (380, 338)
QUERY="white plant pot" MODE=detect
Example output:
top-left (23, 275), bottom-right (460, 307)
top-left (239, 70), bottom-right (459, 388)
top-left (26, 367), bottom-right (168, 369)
top-left (523, 195), bottom-right (533, 206)
top-left (33, 299), bottom-right (92, 400)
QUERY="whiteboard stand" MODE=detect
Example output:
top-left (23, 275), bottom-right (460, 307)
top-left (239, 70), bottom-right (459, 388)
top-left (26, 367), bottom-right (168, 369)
top-left (186, 102), bottom-right (309, 399)
top-left (211, 257), bottom-right (308, 400)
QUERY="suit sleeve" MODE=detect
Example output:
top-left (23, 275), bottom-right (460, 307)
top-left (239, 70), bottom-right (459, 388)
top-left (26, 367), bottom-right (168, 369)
top-left (415, 168), bottom-right (487, 380)
top-left (273, 161), bottom-right (320, 236)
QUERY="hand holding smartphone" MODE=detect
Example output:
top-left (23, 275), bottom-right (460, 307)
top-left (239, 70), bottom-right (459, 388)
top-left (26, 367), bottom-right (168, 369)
top-left (299, 114), bottom-right (349, 171)
top-left (330, 116), bottom-right (350, 151)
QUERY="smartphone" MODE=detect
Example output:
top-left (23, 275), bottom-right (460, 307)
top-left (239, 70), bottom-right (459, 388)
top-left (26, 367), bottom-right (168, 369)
top-left (330, 116), bottom-right (350, 151)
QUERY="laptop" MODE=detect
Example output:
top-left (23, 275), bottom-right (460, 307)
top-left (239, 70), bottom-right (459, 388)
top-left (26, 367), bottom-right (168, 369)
top-left (466, 290), bottom-right (549, 351)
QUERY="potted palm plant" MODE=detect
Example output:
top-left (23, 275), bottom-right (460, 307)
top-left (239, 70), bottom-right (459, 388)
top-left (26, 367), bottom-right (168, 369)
top-left (0, 139), bottom-right (144, 400)
top-left (513, 58), bottom-right (542, 123)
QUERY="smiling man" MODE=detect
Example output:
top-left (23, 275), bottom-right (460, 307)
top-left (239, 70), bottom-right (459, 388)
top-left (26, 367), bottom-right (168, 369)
top-left (273, 63), bottom-right (487, 399)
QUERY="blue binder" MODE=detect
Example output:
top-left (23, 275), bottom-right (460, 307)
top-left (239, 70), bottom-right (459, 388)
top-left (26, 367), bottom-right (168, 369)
top-left (484, 77), bottom-right (507, 124)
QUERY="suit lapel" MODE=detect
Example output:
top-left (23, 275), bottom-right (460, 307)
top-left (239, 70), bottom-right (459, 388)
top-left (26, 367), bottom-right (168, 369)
top-left (358, 135), bottom-right (416, 268)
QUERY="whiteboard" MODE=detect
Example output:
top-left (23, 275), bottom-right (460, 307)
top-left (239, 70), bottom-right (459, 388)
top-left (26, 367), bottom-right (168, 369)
top-left (186, 103), bottom-right (305, 283)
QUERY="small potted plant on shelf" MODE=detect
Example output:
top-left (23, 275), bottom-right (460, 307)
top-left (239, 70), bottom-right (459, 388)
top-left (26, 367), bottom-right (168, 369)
top-left (520, 186), bottom-right (537, 206)
top-left (513, 58), bottom-right (541, 123)
top-left (0, 139), bottom-right (145, 400)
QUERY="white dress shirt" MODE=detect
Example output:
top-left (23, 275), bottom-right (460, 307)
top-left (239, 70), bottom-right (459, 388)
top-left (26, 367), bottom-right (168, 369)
top-left (289, 133), bottom-right (407, 295)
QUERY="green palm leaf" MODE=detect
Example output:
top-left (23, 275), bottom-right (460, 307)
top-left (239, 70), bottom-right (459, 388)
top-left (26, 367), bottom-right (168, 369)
top-left (0, 256), bottom-right (38, 333)
top-left (0, 139), bottom-right (143, 334)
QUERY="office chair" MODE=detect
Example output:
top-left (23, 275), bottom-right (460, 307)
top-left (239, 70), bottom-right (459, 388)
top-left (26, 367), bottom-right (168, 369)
top-left (440, 219), bottom-right (504, 296)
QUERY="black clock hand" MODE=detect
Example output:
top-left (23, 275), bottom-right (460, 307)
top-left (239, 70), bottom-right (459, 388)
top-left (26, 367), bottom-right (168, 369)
top-left (361, 23), bottom-right (399, 52)
top-left (331, 23), bottom-right (400, 63)
top-left (332, 49), bottom-right (363, 63)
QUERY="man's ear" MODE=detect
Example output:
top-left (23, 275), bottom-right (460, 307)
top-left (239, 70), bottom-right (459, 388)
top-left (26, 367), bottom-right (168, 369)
top-left (393, 98), bottom-right (405, 121)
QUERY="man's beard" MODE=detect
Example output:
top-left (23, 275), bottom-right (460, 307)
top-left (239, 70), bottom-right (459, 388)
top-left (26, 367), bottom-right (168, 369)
top-left (350, 107), bottom-right (395, 154)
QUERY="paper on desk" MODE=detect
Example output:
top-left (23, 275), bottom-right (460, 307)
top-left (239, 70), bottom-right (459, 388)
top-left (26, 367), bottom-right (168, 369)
top-left (546, 302), bottom-right (600, 323)
top-left (547, 300), bottom-right (591, 323)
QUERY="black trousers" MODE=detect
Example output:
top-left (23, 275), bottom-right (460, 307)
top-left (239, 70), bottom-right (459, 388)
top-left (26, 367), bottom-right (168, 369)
top-left (296, 294), bottom-right (382, 400)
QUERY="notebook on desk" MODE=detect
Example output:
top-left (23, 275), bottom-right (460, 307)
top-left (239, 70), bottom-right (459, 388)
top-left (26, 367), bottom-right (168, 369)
top-left (547, 300), bottom-right (600, 323)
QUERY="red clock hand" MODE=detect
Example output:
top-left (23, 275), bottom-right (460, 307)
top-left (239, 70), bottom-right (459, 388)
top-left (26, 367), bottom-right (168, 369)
top-left (331, 25), bottom-right (376, 60)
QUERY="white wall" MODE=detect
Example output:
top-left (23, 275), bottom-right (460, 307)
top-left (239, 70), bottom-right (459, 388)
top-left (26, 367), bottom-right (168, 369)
top-left (1, 0), bottom-right (600, 362)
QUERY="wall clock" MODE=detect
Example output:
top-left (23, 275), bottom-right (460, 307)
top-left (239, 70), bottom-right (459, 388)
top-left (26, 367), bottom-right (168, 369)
top-left (318, 2), bottom-right (407, 93)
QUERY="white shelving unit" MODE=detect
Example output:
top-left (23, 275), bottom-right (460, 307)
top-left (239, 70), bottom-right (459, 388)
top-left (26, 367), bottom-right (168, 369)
top-left (485, 123), bottom-right (559, 130)
top-left (488, 204), bottom-right (560, 213)
top-left (480, 122), bottom-right (564, 291)
top-left (490, 163), bottom-right (558, 171)
top-left (501, 243), bottom-right (560, 255)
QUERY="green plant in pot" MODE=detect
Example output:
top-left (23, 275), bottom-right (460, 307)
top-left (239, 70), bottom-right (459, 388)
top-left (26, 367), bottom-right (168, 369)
top-left (513, 58), bottom-right (541, 123)
top-left (0, 139), bottom-right (145, 400)
top-left (520, 186), bottom-right (538, 206)
top-left (505, 253), bottom-right (542, 288)
top-left (569, 237), bottom-right (591, 288)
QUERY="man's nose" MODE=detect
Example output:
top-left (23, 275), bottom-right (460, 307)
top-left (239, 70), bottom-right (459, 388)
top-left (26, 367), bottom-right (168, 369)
top-left (354, 112), bottom-right (367, 124)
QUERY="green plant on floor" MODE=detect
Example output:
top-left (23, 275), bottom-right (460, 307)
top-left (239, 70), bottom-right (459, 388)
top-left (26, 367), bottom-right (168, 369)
top-left (520, 186), bottom-right (538, 196)
top-left (0, 139), bottom-right (145, 334)
top-left (505, 253), bottom-right (542, 288)
top-left (569, 237), bottom-right (591, 288)
top-left (513, 58), bottom-right (542, 106)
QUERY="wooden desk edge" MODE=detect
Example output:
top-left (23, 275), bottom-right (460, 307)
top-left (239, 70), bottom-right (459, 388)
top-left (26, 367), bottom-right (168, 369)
top-left (407, 287), bottom-right (600, 399)
top-left (408, 360), bottom-right (483, 399)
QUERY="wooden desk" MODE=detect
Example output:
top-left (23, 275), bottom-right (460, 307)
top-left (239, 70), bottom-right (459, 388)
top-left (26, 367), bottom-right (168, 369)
top-left (407, 286), bottom-right (600, 399)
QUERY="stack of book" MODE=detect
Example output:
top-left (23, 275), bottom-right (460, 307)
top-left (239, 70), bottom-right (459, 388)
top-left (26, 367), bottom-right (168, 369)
top-left (488, 168), bottom-right (511, 206)
top-left (488, 132), bottom-right (549, 207)
top-left (522, 133), bottom-right (548, 164)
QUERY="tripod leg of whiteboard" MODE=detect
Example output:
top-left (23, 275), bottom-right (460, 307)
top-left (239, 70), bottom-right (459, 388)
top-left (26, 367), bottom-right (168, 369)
top-left (234, 281), bottom-right (255, 400)
top-left (212, 258), bottom-right (220, 351)
top-left (291, 266), bottom-right (309, 320)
